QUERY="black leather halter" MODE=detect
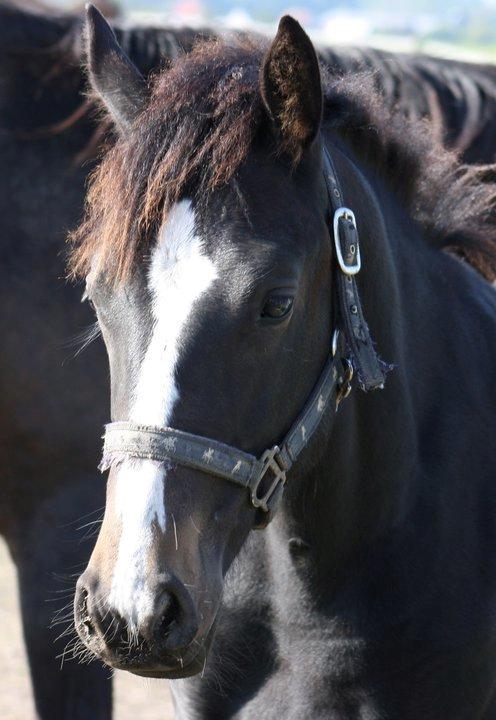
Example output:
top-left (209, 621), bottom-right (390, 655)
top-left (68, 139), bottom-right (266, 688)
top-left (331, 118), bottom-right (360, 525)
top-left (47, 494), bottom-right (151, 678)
top-left (100, 146), bottom-right (387, 528)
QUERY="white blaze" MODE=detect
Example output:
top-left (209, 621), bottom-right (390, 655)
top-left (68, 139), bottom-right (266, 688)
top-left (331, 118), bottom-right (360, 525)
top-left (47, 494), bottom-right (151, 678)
top-left (108, 200), bottom-right (217, 628)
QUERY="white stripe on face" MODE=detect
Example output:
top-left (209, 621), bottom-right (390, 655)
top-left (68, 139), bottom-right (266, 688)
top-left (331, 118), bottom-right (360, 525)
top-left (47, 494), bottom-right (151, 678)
top-left (108, 200), bottom-right (218, 629)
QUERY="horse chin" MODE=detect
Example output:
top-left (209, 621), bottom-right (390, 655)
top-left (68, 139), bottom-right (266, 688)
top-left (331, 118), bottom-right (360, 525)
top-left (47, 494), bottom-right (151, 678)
top-left (113, 646), bottom-right (207, 679)
top-left (108, 633), bottom-right (211, 679)
top-left (127, 653), bottom-right (206, 679)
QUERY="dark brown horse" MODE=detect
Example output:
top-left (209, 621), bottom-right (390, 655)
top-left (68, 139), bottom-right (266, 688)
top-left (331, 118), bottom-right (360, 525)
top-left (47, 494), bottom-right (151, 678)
top-left (71, 7), bottom-right (496, 717)
top-left (2, 1), bottom-right (496, 718)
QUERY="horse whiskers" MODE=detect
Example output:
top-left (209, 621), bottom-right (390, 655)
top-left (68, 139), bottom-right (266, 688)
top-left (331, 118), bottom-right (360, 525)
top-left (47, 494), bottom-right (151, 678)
top-left (54, 623), bottom-right (78, 644)
top-left (45, 591), bottom-right (76, 601)
top-left (57, 636), bottom-right (83, 669)
top-left (171, 512), bottom-right (179, 551)
top-left (57, 641), bottom-right (73, 670)
top-left (50, 563), bottom-right (89, 578)
top-left (76, 514), bottom-right (105, 545)
top-left (51, 602), bottom-right (75, 624)
top-left (190, 516), bottom-right (201, 534)
top-left (50, 613), bottom-right (75, 630)
top-left (197, 631), bottom-right (260, 697)
top-left (61, 321), bottom-right (102, 360)
top-left (61, 506), bottom-right (106, 528)
top-left (105, 617), bottom-right (121, 646)
top-left (56, 624), bottom-right (101, 669)
top-left (76, 517), bottom-right (104, 532)
top-left (74, 646), bottom-right (95, 666)
top-left (78, 522), bottom-right (103, 543)
top-left (51, 596), bottom-right (75, 611)
top-left (52, 598), bottom-right (74, 609)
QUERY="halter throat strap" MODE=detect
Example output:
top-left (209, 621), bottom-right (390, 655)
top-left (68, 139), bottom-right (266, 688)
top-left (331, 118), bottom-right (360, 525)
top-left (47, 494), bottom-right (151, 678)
top-left (100, 145), bottom-right (387, 527)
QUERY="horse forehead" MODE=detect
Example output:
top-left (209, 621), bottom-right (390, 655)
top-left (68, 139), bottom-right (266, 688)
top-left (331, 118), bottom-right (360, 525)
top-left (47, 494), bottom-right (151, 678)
top-left (147, 199), bottom-right (218, 318)
top-left (152, 200), bottom-right (200, 272)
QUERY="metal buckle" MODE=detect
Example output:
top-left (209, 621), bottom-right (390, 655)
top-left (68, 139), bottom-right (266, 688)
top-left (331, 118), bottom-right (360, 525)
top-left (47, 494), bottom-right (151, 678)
top-left (251, 445), bottom-right (287, 514)
top-left (333, 207), bottom-right (361, 276)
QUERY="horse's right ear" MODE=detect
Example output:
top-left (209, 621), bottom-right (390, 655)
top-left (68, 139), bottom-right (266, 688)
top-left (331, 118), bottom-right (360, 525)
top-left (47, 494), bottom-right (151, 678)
top-left (85, 4), bottom-right (148, 132)
top-left (260, 16), bottom-right (322, 162)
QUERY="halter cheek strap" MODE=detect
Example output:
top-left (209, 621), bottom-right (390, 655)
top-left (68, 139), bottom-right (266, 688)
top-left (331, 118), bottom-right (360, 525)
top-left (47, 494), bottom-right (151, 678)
top-left (323, 148), bottom-right (387, 391)
top-left (100, 145), bottom-right (388, 528)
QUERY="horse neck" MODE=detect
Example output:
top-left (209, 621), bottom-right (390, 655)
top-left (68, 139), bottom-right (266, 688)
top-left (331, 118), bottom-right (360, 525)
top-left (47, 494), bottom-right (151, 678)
top-left (270, 146), bottom-right (423, 584)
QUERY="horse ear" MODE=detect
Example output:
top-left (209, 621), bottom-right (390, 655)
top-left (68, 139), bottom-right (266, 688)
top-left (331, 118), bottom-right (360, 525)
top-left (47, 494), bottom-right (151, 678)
top-left (85, 3), bottom-right (148, 132)
top-left (260, 16), bottom-right (322, 161)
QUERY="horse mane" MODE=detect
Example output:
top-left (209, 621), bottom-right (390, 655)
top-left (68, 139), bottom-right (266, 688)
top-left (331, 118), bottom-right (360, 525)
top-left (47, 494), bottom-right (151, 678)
top-left (319, 46), bottom-right (496, 164)
top-left (69, 38), bottom-right (496, 283)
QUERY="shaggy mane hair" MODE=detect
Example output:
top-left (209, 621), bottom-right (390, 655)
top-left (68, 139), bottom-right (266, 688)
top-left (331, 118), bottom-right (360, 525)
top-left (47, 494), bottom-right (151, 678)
top-left (69, 37), bottom-right (496, 282)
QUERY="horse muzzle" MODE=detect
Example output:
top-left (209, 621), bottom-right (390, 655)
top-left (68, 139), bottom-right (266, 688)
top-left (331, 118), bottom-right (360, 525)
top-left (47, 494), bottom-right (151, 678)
top-left (74, 569), bottom-right (211, 678)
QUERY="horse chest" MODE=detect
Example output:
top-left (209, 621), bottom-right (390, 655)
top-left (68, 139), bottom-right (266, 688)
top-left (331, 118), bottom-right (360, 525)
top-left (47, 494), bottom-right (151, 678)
top-left (172, 535), bottom-right (496, 720)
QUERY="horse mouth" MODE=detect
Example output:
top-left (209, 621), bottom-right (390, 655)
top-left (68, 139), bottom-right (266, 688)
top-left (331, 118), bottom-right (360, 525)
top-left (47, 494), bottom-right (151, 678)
top-left (111, 645), bottom-right (206, 679)
top-left (128, 654), bottom-right (205, 679)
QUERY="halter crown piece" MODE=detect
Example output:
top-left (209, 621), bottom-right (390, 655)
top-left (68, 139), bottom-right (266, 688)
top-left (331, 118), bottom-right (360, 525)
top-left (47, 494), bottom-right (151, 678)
top-left (100, 146), bottom-right (388, 528)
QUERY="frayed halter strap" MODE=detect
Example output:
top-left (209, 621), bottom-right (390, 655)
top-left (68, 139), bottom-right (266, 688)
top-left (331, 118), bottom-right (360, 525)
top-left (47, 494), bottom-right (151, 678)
top-left (100, 145), bottom-right (387, 528)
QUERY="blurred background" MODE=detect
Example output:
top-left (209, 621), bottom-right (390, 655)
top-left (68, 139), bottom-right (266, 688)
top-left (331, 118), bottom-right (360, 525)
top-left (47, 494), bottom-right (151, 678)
top-left (49, 0), bottom-right (496, 61)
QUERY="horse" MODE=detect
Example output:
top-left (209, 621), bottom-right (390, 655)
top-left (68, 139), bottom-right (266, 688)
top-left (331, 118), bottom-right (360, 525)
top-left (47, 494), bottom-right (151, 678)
top-left (70, 5), bottom-right (496, 718)
top-left (2, 2), bottom-right (496, 718)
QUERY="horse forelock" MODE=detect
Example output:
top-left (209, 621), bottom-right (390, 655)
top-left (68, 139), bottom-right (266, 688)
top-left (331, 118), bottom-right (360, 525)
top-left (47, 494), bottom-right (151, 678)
top-left (69, 37), bottom-right (496, 285)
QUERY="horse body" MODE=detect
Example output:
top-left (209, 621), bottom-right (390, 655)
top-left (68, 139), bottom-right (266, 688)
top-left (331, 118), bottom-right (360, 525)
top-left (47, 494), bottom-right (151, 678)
top-left (173, 153), bottom-right (496, 719)
top-left (162, 144), bottom-right (496, 719)
top-left (72, 9), bottom-right (496, 718)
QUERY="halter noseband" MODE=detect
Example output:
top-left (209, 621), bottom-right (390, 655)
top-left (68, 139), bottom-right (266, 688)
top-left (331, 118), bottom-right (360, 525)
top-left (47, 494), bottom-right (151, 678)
top-left (100, 146), bottom-right (387, 528)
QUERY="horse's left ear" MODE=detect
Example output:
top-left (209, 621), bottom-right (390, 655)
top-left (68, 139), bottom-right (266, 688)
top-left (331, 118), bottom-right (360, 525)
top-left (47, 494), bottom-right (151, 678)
top-left (85, 3), bottom-right (148, 132)
top-left (260, 16), bottom-right (322, 161)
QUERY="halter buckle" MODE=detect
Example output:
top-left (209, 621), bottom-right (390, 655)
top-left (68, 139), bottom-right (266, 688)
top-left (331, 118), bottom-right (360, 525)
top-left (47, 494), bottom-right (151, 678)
top-left (333, 207), bottom-right (361, 275)
top-left (251, 445), bottom-right (287, 515)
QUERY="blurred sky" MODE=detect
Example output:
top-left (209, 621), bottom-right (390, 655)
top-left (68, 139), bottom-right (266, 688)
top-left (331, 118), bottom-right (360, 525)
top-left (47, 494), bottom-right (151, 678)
top-left (53, 0), bottom-right (496, 60)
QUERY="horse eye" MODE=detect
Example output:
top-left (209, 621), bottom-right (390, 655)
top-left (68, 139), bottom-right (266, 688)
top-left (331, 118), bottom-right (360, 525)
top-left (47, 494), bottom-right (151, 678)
top-left (261, 295), bottom-right (294, 320)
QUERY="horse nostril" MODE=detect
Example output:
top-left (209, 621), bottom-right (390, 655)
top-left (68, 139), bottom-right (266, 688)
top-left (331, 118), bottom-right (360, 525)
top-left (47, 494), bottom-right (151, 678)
top-left (75, 584), bottom-right (97, 641)
top-left (76, 585), bottom-right (88, 614)
top-left (155, 591), bottom-right (179, 639)
top-left (83, 617), bottom-right (95, 638)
